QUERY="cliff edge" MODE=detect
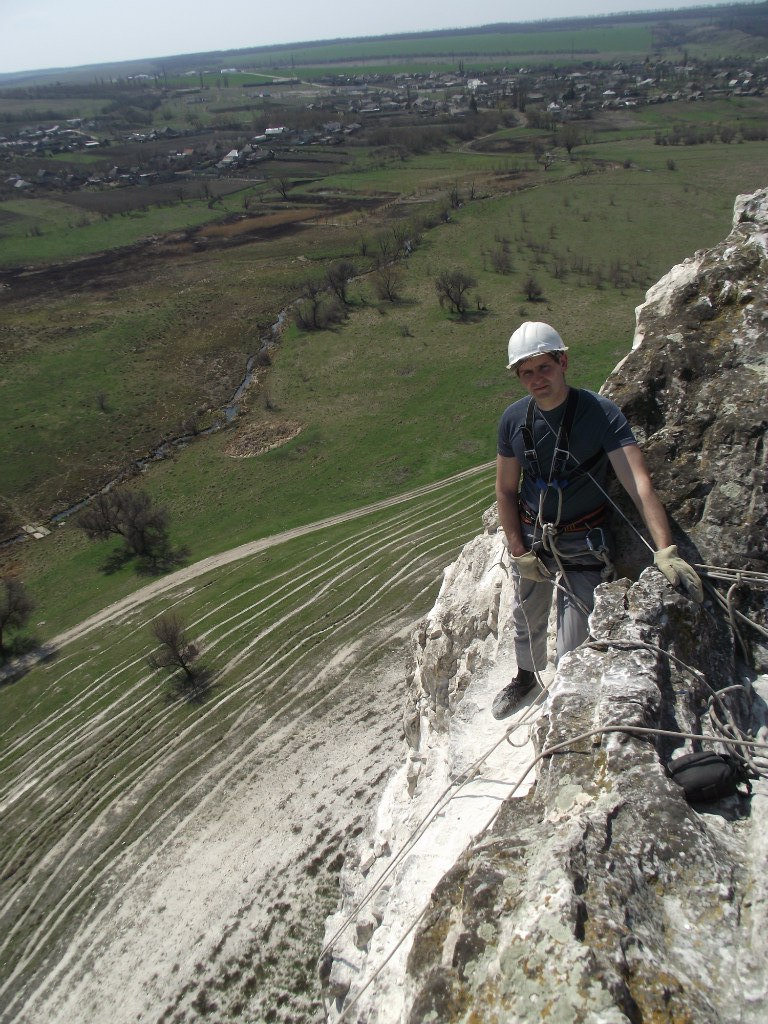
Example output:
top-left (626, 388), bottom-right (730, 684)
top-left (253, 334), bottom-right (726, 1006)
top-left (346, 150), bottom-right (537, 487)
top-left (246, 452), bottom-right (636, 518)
top-left (322, 187), bottom-right (768, 1024)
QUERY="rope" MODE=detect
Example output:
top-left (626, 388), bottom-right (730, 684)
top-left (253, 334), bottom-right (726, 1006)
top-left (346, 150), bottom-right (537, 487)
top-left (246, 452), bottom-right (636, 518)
top-left (585, 637), bottom-right (768, 782)
top-left (695, 564), bottom-right (768, 585)
top-left (321, 618), bottom-right (768, 1020)
top-left (318, 698), bottom-right (542, 1021)
top-left (726, 581), bottom-right (749, 662)
top-left (325, 403), bottom-right (768, 1018)
top-left (539, 525), bottom-right (600, 618)
top-left (700, 574), bottom-right (768, 640)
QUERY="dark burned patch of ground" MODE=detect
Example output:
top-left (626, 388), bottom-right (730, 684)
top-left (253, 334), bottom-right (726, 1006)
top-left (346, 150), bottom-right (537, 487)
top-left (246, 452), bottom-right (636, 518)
top-left (0, 193), bottom-right (390, 299)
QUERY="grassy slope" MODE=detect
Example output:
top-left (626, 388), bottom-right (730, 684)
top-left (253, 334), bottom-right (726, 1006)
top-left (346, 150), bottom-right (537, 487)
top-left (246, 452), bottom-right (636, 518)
top-left (8, 135), bottom-right (767, 640)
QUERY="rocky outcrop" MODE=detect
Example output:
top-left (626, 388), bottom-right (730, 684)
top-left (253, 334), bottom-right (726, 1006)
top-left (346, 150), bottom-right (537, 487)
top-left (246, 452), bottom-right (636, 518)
top-left (603, 188), bottom-right (767, 598)
top-left (322, 188), bottom-right (768, 1023)
top-left (402, 574), bottom-right (768, 1024)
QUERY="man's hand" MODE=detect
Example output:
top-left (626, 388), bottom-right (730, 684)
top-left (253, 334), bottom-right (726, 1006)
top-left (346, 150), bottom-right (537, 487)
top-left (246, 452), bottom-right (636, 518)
top-left (653, 545), bottom-right (703, 602)
top-left (512, 550), bottom-right (551, 583)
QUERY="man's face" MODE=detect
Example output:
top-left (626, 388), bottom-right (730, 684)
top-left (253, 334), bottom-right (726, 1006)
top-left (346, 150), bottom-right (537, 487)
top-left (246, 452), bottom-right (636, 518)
top-left (516, 353), bottom-right (569, 408)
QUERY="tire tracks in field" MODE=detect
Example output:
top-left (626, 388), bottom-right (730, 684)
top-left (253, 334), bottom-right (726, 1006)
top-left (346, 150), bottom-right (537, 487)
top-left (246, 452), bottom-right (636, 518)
top-left (39, 462), bottom-right (495, 656)
top-left (0, 464), bottom-right (495, 1022)
top-left (0, 465), bottom-right (492, 784)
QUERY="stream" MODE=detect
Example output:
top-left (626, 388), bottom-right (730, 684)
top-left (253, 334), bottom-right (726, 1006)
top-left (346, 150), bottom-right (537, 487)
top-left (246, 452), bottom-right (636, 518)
top-left (3, 310), bottom-right (288, 547)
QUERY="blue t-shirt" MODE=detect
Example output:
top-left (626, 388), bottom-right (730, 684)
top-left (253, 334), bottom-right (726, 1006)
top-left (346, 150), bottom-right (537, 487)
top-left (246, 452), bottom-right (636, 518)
top-left (497, 388), bottom-right (636, 521)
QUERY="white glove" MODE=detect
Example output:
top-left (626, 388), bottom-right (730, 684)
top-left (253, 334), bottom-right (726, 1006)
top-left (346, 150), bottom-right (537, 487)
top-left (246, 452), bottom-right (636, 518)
top-left (653, 545), bottom-right (703, 603)
top-left (512, 550), bottom-right (551, 583)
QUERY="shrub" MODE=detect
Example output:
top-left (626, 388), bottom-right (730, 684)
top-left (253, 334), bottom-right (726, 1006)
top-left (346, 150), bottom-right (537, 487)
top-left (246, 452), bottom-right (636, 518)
top-left (522, 276), bottom-right (544, 302)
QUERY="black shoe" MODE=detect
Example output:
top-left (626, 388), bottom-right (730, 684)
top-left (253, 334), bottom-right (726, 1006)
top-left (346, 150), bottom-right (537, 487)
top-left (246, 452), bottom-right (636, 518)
top-left (491, 670), bottom-right (537, 720)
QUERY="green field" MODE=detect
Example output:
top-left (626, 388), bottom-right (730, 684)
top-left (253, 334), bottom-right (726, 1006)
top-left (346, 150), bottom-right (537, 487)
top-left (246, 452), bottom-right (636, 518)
top-left (0, 193), bottom-right (249, 266)
top-left (242, 27), bottom-right (656, 67)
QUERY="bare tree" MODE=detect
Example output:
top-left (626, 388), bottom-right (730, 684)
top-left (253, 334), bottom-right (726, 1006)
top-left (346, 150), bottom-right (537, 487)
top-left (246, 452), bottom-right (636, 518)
top-left (78, 488), bottom-right (181, 573)
top-left (435, 269), bottom-right (477, 317)
top-left (523, 275), bottom-right (544, 302)
top-left (0, 575), bottom-right (35, 657)
top-left (326, 261), bottom-right (356, 305)
top-left (490, 247), bottom-right (512, 274)
top-left (295, 278), bottom-right (345, 331)
top-left (372, 264), bottom-right (404, 302)
top-left (447, 182), bottom-right (463, 209)
top-left (390, 223), bottom-right (416, 259)
top-left (148, 611), bottom-right (206, 699)
top-left (376, 234), bottom-right (393, 262)
top-left (560, 124), bottom-right (582, 157)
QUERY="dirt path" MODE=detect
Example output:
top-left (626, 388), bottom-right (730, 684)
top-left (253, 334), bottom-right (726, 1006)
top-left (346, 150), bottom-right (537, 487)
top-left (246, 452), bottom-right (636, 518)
top-left (45, 462), bottom-right (494, 652)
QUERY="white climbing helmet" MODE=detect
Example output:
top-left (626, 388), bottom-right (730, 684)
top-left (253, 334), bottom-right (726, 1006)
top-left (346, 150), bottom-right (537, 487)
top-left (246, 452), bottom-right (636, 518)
top-left (506, 321), bottom-right (568, 370)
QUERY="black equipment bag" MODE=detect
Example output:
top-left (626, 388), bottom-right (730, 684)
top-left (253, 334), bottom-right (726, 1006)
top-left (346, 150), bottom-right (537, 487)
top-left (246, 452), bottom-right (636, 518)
top-left (667, 750), bottom-right (752, 802)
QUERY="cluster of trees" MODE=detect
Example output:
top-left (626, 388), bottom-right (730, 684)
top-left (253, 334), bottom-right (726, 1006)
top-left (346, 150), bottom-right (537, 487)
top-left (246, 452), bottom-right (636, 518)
top-left (295, 217), bottom-right (426, 329)
top-left (354, 111), bottom-right (511, 158)
top-left (655, 124), bottom-right (742, 146)
top-left (295, 260), bottom-right (357, 331)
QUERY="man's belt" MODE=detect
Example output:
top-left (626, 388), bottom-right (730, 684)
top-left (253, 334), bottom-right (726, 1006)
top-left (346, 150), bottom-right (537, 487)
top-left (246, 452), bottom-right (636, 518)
top-left (519, 501), bottom-right (608, 533)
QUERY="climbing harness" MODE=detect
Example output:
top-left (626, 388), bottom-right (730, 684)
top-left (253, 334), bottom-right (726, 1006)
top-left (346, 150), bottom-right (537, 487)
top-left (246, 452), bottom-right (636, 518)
top-left (517, 387), bottom-right (616, 623)
top-left (520, 387), bottom-right (604, 495)
top-left (519, 500), bottom-right (608, 533)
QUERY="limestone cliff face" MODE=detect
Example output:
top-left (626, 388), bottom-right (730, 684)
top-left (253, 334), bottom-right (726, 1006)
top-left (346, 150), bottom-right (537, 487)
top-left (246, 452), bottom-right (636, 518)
top-left (322, 188), bottom-right (768, 1023)
top-left (603, 188), bottom-right (767, 595)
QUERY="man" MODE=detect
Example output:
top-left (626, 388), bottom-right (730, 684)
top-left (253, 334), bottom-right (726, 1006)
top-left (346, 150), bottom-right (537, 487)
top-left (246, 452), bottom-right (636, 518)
top-left (492, 321), bottom-right (702, 720)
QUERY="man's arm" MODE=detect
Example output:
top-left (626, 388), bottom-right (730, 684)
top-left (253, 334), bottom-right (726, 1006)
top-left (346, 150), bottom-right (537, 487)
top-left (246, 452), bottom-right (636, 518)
top-left (608, 444), bottom-right (703, 601)
top-left (607, 444), bottom-right (673, 549)
top-left (495, 455), bottom-right (526, 556)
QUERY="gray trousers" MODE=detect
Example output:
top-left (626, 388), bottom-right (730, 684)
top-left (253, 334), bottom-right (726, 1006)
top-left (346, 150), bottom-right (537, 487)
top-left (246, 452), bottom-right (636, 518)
top-left (511, 525), bottom-right (612, 671)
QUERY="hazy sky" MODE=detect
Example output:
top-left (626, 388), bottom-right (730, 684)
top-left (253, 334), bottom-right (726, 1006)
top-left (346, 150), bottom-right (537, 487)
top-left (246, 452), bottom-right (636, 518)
top-left (0, 1), bottom-right (733, 75)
